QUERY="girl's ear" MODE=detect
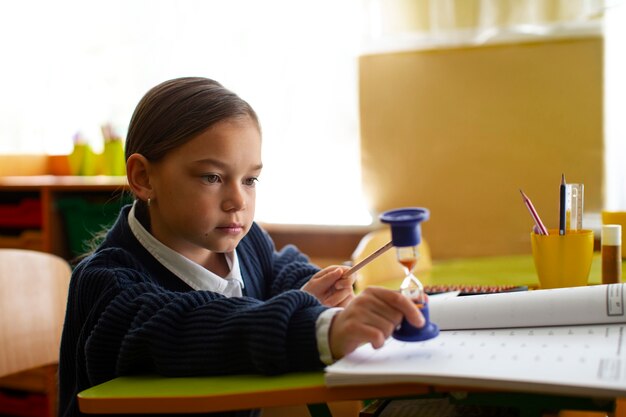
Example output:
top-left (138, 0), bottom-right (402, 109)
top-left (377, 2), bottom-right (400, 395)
top-left (126, 153), bottom-right (152, 202)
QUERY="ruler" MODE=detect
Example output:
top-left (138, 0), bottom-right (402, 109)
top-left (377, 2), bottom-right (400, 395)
top-left (565, 183), bottom-right (584, 231)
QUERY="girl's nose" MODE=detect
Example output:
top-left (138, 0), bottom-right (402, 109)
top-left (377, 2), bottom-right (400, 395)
top-left (222, 184), bottom-right (246, 212)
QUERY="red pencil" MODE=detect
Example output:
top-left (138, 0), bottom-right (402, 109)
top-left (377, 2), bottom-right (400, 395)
top-left (520, 189), bottom-right (549, 235)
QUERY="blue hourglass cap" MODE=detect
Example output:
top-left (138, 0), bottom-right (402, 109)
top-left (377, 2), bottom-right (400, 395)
top-left (379, 207), bottom-right (430, 247)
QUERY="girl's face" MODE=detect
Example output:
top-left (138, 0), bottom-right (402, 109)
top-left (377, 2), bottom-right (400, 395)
top-left (146, 117), bottom-right (262, 264)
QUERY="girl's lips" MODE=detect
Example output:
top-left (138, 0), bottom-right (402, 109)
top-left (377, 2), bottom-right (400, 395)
top-left (217, 224), bottom-right (244, 234)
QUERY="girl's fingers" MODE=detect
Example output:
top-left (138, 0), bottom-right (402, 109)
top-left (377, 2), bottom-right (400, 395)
top-left (336, 292), bottom-right (356, 308)
top-left (334, 275), bottom-right (355, 290)
top-left (353, 291), bottom-right (404, 323)
top-left (340, 294), bottom-right (404, 331)
top-left (355, 324), bottom-right (388, 349)
top-left (329, 287), bottom-right (428, 359)
top-left (324, 289), bottom-right (355, 307)
top-left (370, 287), bottom-right (425, 327)
top-left (304, 267), bottom-right (347, 300)
top-left (330, 318), bottom-right (388, 357)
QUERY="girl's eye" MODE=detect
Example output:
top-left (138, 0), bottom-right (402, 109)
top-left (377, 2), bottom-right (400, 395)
top-left (243, 177), bottom-right (258, 187)
top-left (203, 174), bottom-right (221, 184)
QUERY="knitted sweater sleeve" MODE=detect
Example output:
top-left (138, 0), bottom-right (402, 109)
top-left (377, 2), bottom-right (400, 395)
top-left (241, 223), bottom-right (321, 296)
top-left (73, 248), bottom-right (327, 386)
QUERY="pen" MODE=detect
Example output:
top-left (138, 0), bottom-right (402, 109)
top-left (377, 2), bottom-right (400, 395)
top-left (559, 174), bottom-right (566, 235)
top-left (520, 189), bottom-right (549, 235)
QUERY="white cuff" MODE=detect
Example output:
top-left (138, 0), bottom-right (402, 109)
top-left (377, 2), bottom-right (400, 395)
top-left (316, 307), bottom-right (343, 365)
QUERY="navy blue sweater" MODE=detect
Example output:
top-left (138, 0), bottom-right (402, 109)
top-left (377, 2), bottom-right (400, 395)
top-left (58, 206), bottom-right (327, 417)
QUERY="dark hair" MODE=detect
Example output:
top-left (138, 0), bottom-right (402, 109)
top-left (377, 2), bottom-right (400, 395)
top-left (125, 77), bottom-right (260, 231)
top-left (78, 78), bottom-right (260, 262)
top-left (125, 77), bottom-right (260, 162)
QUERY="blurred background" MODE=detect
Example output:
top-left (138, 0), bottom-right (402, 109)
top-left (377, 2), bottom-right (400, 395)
top-left (1, 0), bottom-right (624, 230)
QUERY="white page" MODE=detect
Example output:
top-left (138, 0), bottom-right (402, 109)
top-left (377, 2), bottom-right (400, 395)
top-left (429, 283), bottom-right (626, 330)
top-left (325, 323), bottom-right (626, 398)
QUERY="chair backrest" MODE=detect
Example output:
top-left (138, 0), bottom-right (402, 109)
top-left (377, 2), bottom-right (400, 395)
top-left (0, 249), bottom-right (71, 377)
top-left (351, 228), bottom-right (432, 292)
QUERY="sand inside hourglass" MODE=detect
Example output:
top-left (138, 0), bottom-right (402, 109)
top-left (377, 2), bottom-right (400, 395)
top-left (398, 258), bottom-right (417, 274)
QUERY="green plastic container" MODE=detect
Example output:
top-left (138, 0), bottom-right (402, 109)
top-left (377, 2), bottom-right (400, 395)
top-left (56, 196), bottom-right (132, 257)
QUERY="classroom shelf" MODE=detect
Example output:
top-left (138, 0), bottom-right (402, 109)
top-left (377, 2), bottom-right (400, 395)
top-left (0, 175), bottom-right (130, 261)
top-left (0, 198), bottom-right (42, 228)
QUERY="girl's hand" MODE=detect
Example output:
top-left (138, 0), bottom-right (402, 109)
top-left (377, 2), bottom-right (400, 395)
top-left (328, 286), bottom-right (424, 360)
top-left (302, 265), bottom-right (355, 307)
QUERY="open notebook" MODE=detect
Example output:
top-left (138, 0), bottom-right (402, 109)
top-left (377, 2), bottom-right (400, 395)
top-left (325, 284), bottom-right (626, 398)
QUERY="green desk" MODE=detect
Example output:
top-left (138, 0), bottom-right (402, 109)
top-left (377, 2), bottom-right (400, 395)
top-left (77, 371), bottom-right (619, 416)
top-left (377, 252), bottom-right (617, 291)
top-left (78, 254), bottom-right (624, 415)
top-left (78, 372), bottom-right (435, 415)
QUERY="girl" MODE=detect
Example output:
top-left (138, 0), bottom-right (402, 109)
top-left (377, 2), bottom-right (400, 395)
top-left (58, 77), bottom-right (423, 417)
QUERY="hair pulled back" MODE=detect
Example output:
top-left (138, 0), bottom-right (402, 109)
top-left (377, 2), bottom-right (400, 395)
top-left (125, 77), bottom-right (260, 162)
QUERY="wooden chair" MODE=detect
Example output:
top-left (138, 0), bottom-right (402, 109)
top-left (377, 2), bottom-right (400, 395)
top-left (0, 249), bottom-right (72, 417)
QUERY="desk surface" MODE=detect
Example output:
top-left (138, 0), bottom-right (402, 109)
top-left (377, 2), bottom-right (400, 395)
top-left (77, 254), bottom-right (624, 414)
top-left (77, 371), bottom-right (618, 415)
top-left (78, 372), bottom-right (437, 414)
top-left (377, 252), bottom-right (615, 291)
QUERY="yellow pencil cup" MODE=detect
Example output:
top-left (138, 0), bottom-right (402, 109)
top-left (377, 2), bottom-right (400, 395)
top-left (530, 229), bottom-right (594, 289)
top-left (602, 211), bottom-right (626, 258)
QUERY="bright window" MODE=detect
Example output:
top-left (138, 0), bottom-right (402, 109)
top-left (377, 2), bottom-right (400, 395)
top-left (0, 0), bottom-right (373, 225)
top-left (604, 1), bottom-right (626, 210)
top-left (2, 1), bottom-right (623, 225)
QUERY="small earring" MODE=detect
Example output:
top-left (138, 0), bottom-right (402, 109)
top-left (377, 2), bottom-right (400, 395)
top-left (147, 197), bottom-right (151, 207)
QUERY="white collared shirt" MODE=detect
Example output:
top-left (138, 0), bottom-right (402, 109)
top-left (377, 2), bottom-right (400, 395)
top-left (128, 202), bottom-right (243, 296)
top-left (127, 201), bottom-right (339, 364)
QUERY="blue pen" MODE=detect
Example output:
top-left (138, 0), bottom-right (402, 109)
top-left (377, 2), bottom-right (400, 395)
top-left (559, 174), bottom-right (566, 235)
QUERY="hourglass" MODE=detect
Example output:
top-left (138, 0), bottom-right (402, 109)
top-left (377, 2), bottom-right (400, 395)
top-left (380, 207), bottom-right (439, 341)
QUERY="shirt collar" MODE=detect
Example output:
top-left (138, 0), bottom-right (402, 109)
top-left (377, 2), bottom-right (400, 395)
top-left (127, 201), bottom-right (244, 296)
